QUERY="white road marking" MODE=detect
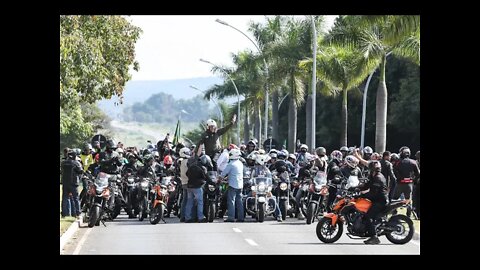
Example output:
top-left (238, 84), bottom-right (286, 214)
top-left (245, 238), bottom-right (258, 246)
top-left (73, 228), bottom-right (92, 255)
top-left (232, 228), bottom-right (242, 233)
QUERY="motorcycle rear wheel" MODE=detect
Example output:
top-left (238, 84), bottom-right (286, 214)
top-left (316, 217), bottom-right (343, 243)
top-left (385, 214), bottom-right (414, 244)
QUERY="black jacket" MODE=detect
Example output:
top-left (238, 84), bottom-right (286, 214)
top-left (362, 172), bottom-right (388, 204)
top-left (61, 158), bottom-right (83, 187)
top-left (196, 122), bottom-right (234, 157)
top-left (99, 151), bottom-right (122, 174)
top-left (186, 162), bottom-right (208, 188)
top-left (394, 158), bottom-right (420, 184)
top-left (380, 159), bottom-right (397, 187)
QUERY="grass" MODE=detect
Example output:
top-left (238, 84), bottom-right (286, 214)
top-left (60, 184), bottom-right (77, 237)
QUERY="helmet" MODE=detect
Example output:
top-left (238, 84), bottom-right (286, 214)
top-left (147, 143), bottom-right (155, 150)
top-left (163, 155), bottom-right (173, 165)
top-left (228, 143), bottom-right (238, 150)
top-left (190, 144), bottom-right (196, 150)
top-left (269, 152), bottom-right (277, 159)
top-left (399, 146), bottom-right (411, 158)
top-left (73, 148), bottom-right (81, 156)
top-left (106, 139), bottom-right (116, 151)
top-left (255, 154), bottom-right (267, 166)
top-left (415, 150), bottom-right (420, 160)
top-left (247, 140), bottom-right (257, 149)
top-left (153, 151), bottom-right (160, 158)
top-left (179, 147), bottom-right (191, 158)
top-left (315, 147), bottom-right (326, 156)
top-left (390, 153), bottom-right (400, 162)
top-left (345, 155), bottom-right (359, 168)
top-left (258, 149), bottom-right (265, 155)
top-left (116, 148), bottom-right (124, 154)
top-left (330, 150), bottom-right (343, 162)
top-left (340, 146), bottom-right (349, 152)
top-left (229, 148), bottom-right (241, 160)
top-left (83, 143), bottom-right (92, 152)
top-left (368, 160), bottom-right (382, 173)
top-left (144, 154), bottom-right (154, 164)
top-left (288, 154), bottom-right (296, 160)
top-left (126, 152), bottom-right (137, 161)
top-left (269, 149), bottom-right (278, 154)
top-left (92, 141), bottom-right (100, 149)
top-left (200, 155), bottom-right (213, 168)
top-left (363, 146), bottom-right (373, 155)
top-left (206, 119), bottom-right (217, 128)
top-left (67, 151), bottom-right (76, 159)
top-left (300, 144), bottom-right (308, 152)
top-left (274, 160), bottom-right (287, 173)
top-left (142, 148), bottom-right (151, 156)
top-left (277, 150), bottom-right (287, 160)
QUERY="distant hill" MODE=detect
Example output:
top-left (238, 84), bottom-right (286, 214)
top-left (98, 77), bottom-right (223, 119)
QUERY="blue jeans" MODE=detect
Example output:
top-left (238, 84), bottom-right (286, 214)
top-left (180, 188), bottom-right (192, 220)
top-left (227, 186), bottom-right (244, 221)
top-left (62, 185), bottom-right (80, 217)
top-left (185, 187), bottom-right (205, 221)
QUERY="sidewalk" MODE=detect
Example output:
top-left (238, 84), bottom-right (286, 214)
top-left (60, 214), bottom-right (84, 253)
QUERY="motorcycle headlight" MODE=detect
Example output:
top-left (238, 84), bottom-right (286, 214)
top-left (208, 184), bottom-right (216, 191)
top-left (280, 183), bottom-right (288, 191)
top-left (251, 186), bottom-right (256, 191)
top-left (258, 196), bottom-right (266, 203)
top-left (258, 183), bottom-right (266, 192)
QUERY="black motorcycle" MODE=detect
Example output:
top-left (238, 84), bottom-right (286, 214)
top-left (203, 171), bottom-right (220, 222)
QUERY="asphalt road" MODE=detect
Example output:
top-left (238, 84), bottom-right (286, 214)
top-left (62, 214), bottom-right (420, 255)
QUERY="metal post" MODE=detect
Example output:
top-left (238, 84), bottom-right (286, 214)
top-left (310, 15), bottom-right (317, 152)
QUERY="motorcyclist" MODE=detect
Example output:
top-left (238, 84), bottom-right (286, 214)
top-left (245, 140), bottom-right (257, 156)
top-left (358, 160), bottom-right (389, 245)
top-left (217, 144), bottom-right (238, 174)
top-left (98, 139), bottom-right (122, 174)
top-left (392, 146), bottom-right (420, 217)
top-left (195, 115), bottom-right (237, 168)
top-left (296, 144), bottom-right (309, 164)
top-left (339, 146), bottom-right (349, 161)
top-left (325, 150), bottom-right (344, 210)
top-left (270, 159), bottom-right (289, 222)
top-left (313, 147), bottom-right (328, 172)
top-left (379, 151), bottom-right (397, 202)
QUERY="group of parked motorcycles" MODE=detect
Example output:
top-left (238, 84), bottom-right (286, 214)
top-left (78, 152), bottom-right (415, 245)
top-left (80, 167), bottom-right (180, 228)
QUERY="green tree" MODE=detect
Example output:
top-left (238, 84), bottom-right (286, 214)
top-left (328, 15), bottom-right (420, 153)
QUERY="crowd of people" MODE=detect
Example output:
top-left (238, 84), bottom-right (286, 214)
top-left (60, 114), bottom-right (420, 245)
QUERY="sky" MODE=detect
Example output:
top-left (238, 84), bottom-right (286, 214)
top-left (126, 15), bottom-right (337, 81)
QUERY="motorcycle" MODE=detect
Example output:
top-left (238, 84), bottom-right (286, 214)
top-left (274, 171), bottom-right (297, 220)
top-left (136, 176), bottom-right (153, 221)
top-left (315, 175), bottom-right (415, 244)
top-left (149, 176), bottom-right (170, 224)
top-left (245, 176), bottom-right (276, 222)
top-left (204, 171), bottom-right (220, 222)
top-left (305, 170), bottom-right (329, 224)
top-left (86, 172), bottom-right (112, 227)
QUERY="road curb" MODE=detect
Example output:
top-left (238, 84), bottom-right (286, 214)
top-left (60, 214), bottom-right (83, 252)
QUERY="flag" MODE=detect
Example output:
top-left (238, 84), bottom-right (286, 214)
top-left (173, 119), bottom-right (180, 146)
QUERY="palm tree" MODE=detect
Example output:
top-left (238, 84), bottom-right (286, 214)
top-left (265, 17), bottom-right (312, 153)
top-left (300, 45), bottom-right (379, 147)
top-left (328, 15), bottom-right (420, 153)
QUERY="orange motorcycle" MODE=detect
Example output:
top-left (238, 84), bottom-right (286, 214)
top-left (316, 185), bottom-right (414, 244)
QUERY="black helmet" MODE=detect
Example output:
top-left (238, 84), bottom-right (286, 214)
top-left (144, 154), bottom-right (154, 164)
top-left (106, 139), bottom-right (116, 151)
top-left (399, 146), bottom-right (411, 159)
top-left (200, 155), bottom-right (213, 168)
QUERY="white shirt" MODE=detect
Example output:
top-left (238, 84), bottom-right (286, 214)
top-left (217, 149), bottom-right (230, 172)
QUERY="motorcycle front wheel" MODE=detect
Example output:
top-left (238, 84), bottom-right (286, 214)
top-left (316, 217), bottom-right (343, 243)
top-left (150, 204), bottom-right (164, 225)
top-left (385, 214), bottom-right (414, 244)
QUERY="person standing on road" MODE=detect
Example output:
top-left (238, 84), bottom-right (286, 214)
top-left (61, 151), bottom-right (83, 218)
top-left (220, 148), bottom-right (244, 222)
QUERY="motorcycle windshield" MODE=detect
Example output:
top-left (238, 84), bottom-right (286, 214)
top-left (345, 175), bottom-right (360, 189)
top-left (161, 176), bottom-right (172, 186)
top-left (94, 176), bottom-right (108, 189)
top-left (314, 171), bottom-right (327, 186)
top-left (254, 177), bottom-right (272, 186)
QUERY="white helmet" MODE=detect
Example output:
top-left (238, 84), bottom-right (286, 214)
top-left (116, 148), bottom-right (124, 154)
top-left (179, 147), bottom-right (191, 158)
top-left (206, 119), bottom-right (217, 128)
top-left (300, 144), bottom-right (308, 152)
top-left (229, 148), bottom-right (241, 160)
top-left (255, 154), bottom-right (267, 165)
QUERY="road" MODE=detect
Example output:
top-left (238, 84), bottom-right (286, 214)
top-left (62, 214), bottom-right (420, 255)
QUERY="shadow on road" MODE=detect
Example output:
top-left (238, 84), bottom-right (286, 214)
top-left (287, 242), bottom-right (395, 246)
